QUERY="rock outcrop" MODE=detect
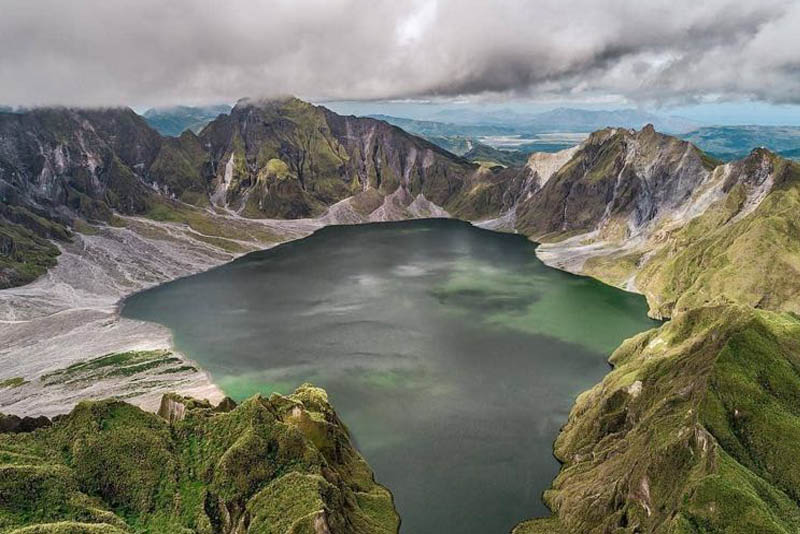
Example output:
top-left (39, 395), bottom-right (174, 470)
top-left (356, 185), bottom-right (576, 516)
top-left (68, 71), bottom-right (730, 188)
top-left (0, 412), bottom-right (50, 433)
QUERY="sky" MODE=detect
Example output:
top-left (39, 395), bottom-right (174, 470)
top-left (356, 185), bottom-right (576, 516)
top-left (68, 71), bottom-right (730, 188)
top-left (2, 0), bottom-right (800, 124)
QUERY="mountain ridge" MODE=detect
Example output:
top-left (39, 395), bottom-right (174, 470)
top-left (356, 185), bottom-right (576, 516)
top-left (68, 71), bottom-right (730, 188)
top-left (3, 98), bottom-right (799, 319)
top-left (0, 385), bottom-right (400, 534)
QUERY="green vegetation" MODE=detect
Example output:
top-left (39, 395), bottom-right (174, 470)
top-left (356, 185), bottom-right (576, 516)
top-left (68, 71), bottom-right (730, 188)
top-left (5, 100), bottom-right (800, 533)
top-left (0, 384), bottom-right (399, 534)
top-left (149, 132), bottom-right (211, 206)
top-left (463, 143), bottom-right (530, 167)
top-left (637, 154), bottom-right (800, 318)
top-left (522, 305), bottom-right (800, 533)
top-left (41, 350), bottom-right (187, 386)
top-left (0, 219), bottom-right (62, 289)
top-left (0, 377), bottom-right (28, 389)
top-left (145, 200), bottom-right (278, 246)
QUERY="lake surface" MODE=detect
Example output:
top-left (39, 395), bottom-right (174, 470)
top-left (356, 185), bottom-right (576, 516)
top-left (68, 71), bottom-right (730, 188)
top-left (122, 219), bottom-right (659, 534)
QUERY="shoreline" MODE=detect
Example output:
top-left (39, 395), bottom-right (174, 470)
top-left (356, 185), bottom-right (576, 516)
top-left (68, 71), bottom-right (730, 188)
top-left (0, 211), bottom-right (321, 416)
top-left (0, 193), bottom-right (651, 418)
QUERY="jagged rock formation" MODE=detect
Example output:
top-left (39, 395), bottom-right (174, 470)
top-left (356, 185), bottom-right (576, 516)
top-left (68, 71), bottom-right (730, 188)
top-left (517, 305), bottom-right (800, 534)
top-left (0, 98), bottom-right (498, 288)
top-left (633, 149), bottom-right (800, 318)
top-left (0, 106), bottom-right (208, 287)
top-left (200, 97), bottom-right (479, 219)
top-left (515, 129), bottom-right (800, 321)
top-left (515, 125), bottom-right (717, 240)
top-left (3, 100), bottom-right (799, 320)
top-left (0, 412), bottom-right (50, 433)
top-left (0, 384), bottom-right (399, 534)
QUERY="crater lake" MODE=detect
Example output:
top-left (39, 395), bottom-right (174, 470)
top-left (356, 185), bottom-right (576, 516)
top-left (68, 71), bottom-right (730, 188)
top-left (122, 219), bottom-right (659, 534)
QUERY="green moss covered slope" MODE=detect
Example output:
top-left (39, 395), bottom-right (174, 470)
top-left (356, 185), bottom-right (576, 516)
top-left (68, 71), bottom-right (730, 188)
top-left (636, 152), bottom-right (800, 318)
top-left (0, 384), bottom-right (399, 534)
top-left (518, 305), bottom-right (800, 534)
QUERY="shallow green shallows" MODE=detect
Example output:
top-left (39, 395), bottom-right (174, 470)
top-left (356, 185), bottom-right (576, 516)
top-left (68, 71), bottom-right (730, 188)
top-left (122, 219), bottom-right (659, 534)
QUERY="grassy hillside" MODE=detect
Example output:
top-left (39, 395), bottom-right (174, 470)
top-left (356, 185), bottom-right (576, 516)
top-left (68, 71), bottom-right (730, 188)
top-left (518, 305), bottom-right (800, 534)
top-left (636, 152), bottom-right (800, 318)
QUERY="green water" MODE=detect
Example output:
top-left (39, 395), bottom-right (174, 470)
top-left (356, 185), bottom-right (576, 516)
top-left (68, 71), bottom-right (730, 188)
top-left (122, 219), bottom-right (659, 533)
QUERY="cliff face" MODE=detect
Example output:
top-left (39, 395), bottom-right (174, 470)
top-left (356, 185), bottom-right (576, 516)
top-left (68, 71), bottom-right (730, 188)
top-left (634, 150), bottom-right (800, 318)
top-left (198, 97), bottom-right (480, 219)
top-left (3, 101), bottom-right (798, 318)
top-left (0, 99), bottom-right (507, 288)
top-left (524, 132), bottom-right (800, 321)
top-left (515, 125), bottom-right (717, 240)
top-left (0, 107), bottom-right (209, 287)
top-left (0, 107), bottom-right (161, 219)
top-left (0, 384), bottom-right (399, 534)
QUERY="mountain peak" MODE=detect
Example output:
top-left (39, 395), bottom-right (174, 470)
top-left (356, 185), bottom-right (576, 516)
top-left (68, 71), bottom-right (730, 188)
top-left (233, 95), bottom-right (306, 111)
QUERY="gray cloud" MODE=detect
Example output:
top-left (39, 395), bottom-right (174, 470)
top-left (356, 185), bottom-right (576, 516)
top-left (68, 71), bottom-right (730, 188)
top-left (1, 0), bottom-right (798, 107)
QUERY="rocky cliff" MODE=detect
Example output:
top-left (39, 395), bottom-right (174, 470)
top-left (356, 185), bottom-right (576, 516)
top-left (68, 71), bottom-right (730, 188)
top-left (3, 101), bottom-right (798, 318)
top-left (199, 97), bottom-right (481, 219)
top-left (0, 99), bottom-right (502, 288)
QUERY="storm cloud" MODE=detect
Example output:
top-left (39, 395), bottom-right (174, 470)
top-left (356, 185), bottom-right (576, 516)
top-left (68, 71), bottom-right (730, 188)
top-left (1, 0), bottom-right (798, 107)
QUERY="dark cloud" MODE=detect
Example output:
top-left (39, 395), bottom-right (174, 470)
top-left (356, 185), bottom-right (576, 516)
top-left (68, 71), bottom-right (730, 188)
top-left (0, 0), bottom-right (798, 107)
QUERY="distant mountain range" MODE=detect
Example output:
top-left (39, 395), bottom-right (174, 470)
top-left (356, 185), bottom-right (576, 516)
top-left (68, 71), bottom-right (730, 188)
top-left (370, 108), bottom-right (699, 135)
top-left (680, 125), bottom-right (800, 161)
top-left (367, 114), bottom-right (513, 137)
top-left (142, 104), bottom-right (231, 136)
top-left (369, 108), bottom-right (700, 167)
top-left (414, 107), bottom-right (700, 134)
top-left (370, 113), bottom-right (800, 166)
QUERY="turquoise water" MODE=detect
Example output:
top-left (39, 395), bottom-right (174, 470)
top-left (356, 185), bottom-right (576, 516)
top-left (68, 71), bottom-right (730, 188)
top-left (122, 219), bottom-right (659, 533)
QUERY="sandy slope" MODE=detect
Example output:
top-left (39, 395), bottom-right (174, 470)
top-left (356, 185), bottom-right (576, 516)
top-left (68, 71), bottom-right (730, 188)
top-left (0, 193), bottom-right (451, 416)
top-left (0, 212), bottom-right (323, 415)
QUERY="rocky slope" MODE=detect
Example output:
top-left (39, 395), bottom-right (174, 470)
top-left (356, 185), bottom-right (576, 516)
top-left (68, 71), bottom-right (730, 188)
top-left (0, 384), bottom-right (399, 534)
top-left (0, 98), bottom-right (507, 289)
top-left (4, 101), bottom-right (797, 321)
top-left (634, 149), bottom-right (800, 318)
top-left (515, 125), bottom-right (717, 241)
top-left (513, 128), bottom-right (800, 321)
top-left (0, 98), bottom-right (503, 419)
top-left (0, 106), bottom-right (209, 288)
top-left (198, 97), bottom-right (483, 219)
